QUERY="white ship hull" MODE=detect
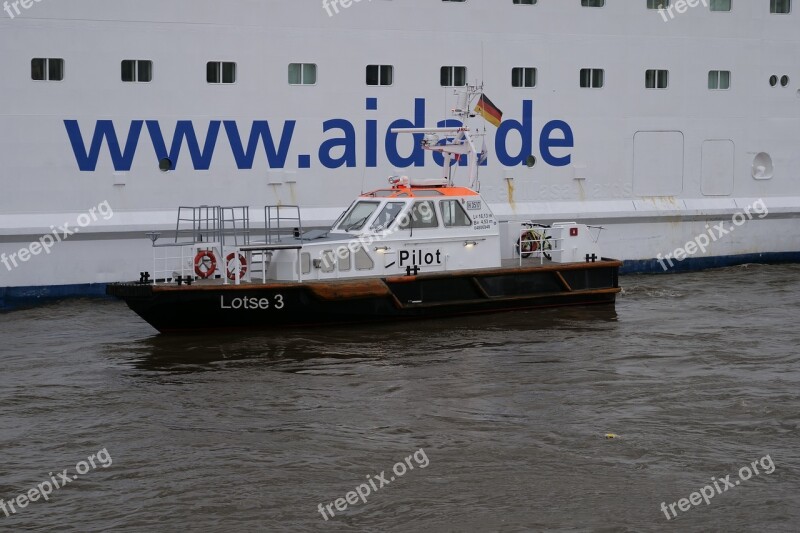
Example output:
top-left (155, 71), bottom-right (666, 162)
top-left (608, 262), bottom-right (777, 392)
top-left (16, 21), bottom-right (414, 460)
top-left (1, 1), bottom-right (799, 307)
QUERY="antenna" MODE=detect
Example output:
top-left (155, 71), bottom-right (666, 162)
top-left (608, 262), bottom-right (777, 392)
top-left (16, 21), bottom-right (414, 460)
top-left (443, 85), bottom-right (448, 126)
top-left (481, 41), bottom-right (485, 84)
top-left (360, 164), bottom-right (367, 195)
top-left (391, 84), bottom-right (487, 190)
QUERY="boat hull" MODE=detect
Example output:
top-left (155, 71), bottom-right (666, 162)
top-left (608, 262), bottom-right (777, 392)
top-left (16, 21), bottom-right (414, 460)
top-left (107, 260), bottom-right (622, 333)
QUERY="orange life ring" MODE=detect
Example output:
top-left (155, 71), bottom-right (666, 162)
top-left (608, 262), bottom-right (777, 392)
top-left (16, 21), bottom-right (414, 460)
top-left (194, 250), bottom-right (217, 279)
top-left (226, 252), bottom-right (248, 281)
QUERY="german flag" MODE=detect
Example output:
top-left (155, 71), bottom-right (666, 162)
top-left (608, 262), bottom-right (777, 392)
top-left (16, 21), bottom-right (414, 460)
top-left (474, 94), bottom-right (503, 127)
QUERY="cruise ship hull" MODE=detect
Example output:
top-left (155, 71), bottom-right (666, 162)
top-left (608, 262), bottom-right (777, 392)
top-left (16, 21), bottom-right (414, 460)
top-left (1, 1), bottom-right (799, 309)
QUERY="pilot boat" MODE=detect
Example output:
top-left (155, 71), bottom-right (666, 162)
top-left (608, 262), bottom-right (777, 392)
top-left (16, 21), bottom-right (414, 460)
top-left (107, 88), bottom-right (621, 333)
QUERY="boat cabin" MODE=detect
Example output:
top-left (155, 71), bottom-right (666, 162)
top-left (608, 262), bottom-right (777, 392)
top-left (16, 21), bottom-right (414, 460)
top-left (264, 176), bottom-right (502, 282)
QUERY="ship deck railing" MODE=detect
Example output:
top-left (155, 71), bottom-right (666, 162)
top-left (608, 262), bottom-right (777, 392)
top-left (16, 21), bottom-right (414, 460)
top-left (145, 204), bottom-right (309, 285)
top-left (263, 205), bottom-right (304, 245)
top-left (516, 223), bottom-right (605, 266)
top-left (517, 228), bottom-right (565, 266)
top-left (170, 205), bottom-right (253, 247)
top-left (146, 239), bottom-right (223, 284)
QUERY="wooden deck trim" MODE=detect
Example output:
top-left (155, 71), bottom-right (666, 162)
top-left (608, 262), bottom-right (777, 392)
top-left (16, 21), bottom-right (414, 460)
top-left (305, 279), bottom-right (393, 301)
top-left (148, 259), bottom-right (622, 293)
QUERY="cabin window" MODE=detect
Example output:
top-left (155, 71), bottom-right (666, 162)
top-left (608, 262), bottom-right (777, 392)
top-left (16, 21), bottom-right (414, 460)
top-left (207, 62), bottom-right (236, 84)
top-left (645, 69), bottom-right (669, 89)
top-left (320, 250), bottom-right (335, 273)
top-left (366, 65), bottom-right (393, 86)
top-left (709, 0), bottom-right (731, 11)
top-left (440, 200), bottom-right (472, 228)
top-left (301, 253), bottom-right (311, 274)
top-left (512, 67), bottom-right (537, 88)
top-left (336, 201), bottom-right (380, 232)
top-left (708, 70), bottom-right (731, 90)
top-left (121, 60), bottom-right (152, 83)
top-left (399, 201), bottom-right (439, 229)
top-left (580, 68), bottom-right (604, 88)
top-left (289, 63), bottom-right (317, 85)
top-left (31, 58), bottom-right (64, 81)
top-left (513, 0), bottom-right (537, 4)
top-left (441, 66), bottom-right (467, 87)
top-left (370, 202), bottom-right (405, 232)
top-left (647, 0), bottom-right (670, 9)
top-left (338, 250), bottom-right (352, 272)
top-left (581, 0), bottom-right (604, 6)
top-left (355, 248), bottom-right (374, 270)
top-left (770, 0), bottom-right (790, 14)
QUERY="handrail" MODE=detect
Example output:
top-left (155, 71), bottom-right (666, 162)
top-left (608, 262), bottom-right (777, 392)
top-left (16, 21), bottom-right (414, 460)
top-left (265, 205), bottom-right (303, 244)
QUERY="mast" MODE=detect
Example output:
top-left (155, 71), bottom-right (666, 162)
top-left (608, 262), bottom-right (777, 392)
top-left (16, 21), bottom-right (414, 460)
top-left (391, 84), bottom-right (486, 190)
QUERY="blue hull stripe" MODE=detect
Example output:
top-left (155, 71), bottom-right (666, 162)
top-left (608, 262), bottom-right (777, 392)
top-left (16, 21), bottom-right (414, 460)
top-left (620, 252), bottom-right (800, 274)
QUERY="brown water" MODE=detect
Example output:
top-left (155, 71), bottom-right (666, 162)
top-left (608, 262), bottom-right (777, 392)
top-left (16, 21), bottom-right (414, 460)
top-left (1, 264), bottom-right (799, 532)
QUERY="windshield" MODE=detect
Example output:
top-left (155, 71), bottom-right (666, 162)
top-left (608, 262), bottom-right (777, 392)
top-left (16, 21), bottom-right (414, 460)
top-left (370, 202), bottom-right (405, 232)
top-left (399, 201), bottom-right (439, 229)
top-left (336, 201), bottom-right (380, 232)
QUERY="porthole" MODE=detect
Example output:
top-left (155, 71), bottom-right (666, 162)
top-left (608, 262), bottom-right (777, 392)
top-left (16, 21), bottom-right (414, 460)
top-left (769, 75), bottom-right (778, 87)
top-left (752, 152), bottom-right (774, 180)
top-left (781, 75), bottom-right (790, 87)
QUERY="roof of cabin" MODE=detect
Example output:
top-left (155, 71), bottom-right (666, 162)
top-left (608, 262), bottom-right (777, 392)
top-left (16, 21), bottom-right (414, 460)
top-left (361, 186), bottom-right (479, 199)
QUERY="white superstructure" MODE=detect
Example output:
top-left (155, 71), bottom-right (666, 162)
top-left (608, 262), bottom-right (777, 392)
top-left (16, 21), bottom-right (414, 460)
top-left (1, 0), bottom-right (799, 302)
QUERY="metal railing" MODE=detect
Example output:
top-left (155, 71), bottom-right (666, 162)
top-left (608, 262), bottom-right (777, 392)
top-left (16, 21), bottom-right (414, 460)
top-left (517, 224), bottom-right (562, 266)
top-left (265, 205), bottom-right (302, 244)
top-left (146, 204), bottom-right (309, 285)
top-left (220, 206), bottom-right (251, 247)
top-left (175, 205), bottom-right (221, 245)
top-left (150, 205), bottom-right (254, 284)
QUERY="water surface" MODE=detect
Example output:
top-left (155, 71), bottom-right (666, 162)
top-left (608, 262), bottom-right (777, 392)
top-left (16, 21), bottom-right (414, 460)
top-left (1, 265), bottom-right (799, 531)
